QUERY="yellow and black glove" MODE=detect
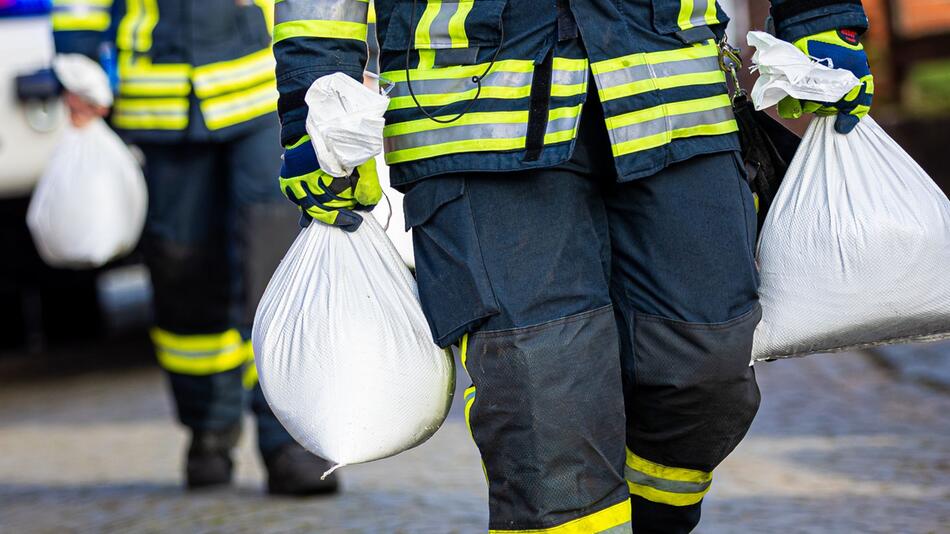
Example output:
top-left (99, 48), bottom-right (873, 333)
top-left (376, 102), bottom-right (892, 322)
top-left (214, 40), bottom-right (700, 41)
top-left (778, 29), bottom-right (874, 134)
top-left (279, 135), bottom-right (382, 232)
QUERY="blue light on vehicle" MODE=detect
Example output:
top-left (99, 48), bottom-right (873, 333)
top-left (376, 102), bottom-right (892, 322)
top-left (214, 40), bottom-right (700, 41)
top-left (0, 0), bottom-right (52, 17)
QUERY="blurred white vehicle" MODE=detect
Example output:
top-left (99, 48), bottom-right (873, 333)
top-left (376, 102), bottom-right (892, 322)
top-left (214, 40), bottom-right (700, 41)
top-left (0, 0), bottom-right (65, 198)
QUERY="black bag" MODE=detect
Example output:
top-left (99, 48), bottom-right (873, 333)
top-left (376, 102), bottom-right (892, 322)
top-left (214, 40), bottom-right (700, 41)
top-left (718, 37), bottom-right (801, 231)
top-left (733, 93), bottom-right (801, 230)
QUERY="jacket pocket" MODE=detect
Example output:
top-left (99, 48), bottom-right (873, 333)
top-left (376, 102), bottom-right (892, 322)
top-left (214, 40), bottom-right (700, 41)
top-left (651, 0), bottom-right (730, 44)
top-left (382, 0), bottom-right (508, 67)
top-left (403, 177), bottom-right (500, 346)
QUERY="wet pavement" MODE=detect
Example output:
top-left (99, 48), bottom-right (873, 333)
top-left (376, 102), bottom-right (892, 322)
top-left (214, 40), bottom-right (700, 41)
top-left (0, 346), bottom-right (948, 533)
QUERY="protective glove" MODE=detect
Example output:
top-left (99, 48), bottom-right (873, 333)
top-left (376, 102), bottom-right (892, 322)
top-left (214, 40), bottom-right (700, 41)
top-left (279, 135), bottom-right (382, 232)
top-left (777, 29), bottom-right (874, 134)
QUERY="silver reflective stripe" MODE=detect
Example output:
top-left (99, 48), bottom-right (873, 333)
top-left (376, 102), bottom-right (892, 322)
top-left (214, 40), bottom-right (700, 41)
top-left (610, 105), bottom-right (733, 144)
top-left (428, 1), bottom-right (461, 48)
top-left (595, 55), bottom-right (719, 89)
top-left (204, 87), bottom-right (277, 119)
top-left (385, 121), bottom-right (527, 153)
top-left (388, 69), bottom-right (532, 98)
top-left (625, 466), bottom-right (712, 494)
top-left (275, 0), bottom-right (367, 24)
top-left (545, 114), bottom-right (579, 136)
top-left (194, 56), bottom-right (274, 88)
top-left (552, 67), bottom-right (588, 87)
top-left (367, 22), bottom-right (380, 73)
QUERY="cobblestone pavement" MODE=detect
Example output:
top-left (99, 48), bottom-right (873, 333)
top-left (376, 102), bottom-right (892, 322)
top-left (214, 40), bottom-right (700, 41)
top-left (0, 348), bottom-right (948, 533)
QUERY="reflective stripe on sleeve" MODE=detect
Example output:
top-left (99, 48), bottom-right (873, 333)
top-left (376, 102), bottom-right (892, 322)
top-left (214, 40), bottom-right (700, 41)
top-left (151, 328), bottom-right (246, 375)
top-left (625, 449), bottom-right (712, 507)
top-left (488, 500), bottom-right (632, 533)
top-left (242, 341), bottom-right (258, 389)
top-left (273, 0), bottom-right (369, 43)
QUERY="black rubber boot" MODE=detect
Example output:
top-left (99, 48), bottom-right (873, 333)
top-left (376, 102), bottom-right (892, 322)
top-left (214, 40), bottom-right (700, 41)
top-left (263, 442), bottom-right (340, 496)
top-left (185, 424), bottom-right (241, 489)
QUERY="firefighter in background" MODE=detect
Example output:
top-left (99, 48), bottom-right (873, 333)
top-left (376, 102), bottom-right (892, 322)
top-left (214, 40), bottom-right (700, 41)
top-left (273, 0), bottom-right (873, 531)
top-left (51, 0), bottom-right (338, 495)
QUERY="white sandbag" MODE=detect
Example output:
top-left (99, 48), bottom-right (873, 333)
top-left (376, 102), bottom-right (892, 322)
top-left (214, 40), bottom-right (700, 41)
top-left (27, 119), bottom-right (147, 268)
top-left (749, 31), bottom-right (950, 360)
top-left (252, 215), bottom-right (454, 473)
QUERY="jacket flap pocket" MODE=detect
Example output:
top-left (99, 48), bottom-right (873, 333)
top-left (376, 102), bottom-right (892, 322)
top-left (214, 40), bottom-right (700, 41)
top-left (403, 176), bottom-right (465, 229)
top-left (382, 0), bottom-right (508, 52)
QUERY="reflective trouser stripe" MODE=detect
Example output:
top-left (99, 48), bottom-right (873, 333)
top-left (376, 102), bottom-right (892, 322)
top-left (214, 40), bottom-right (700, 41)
top-left (116, 0), bottom-right (159, 52)
top-left (51, 0), bottom-right (113, 32)
top-left (384, 57), bottom-right (587, 111)
top-left (152, 328), bottom-right (246, 376)
top-left (383, 104), bottom-right (582, 164)
top-left (625, 449), bottom-right (712, 506)
top-left (118, 53), bottom-right (192, 97)
top-left (192, 48), bottom-right (276, 99)
top-left (591, 43), bottom-right (724, 102)
top-left (112, 97), bottom-right (188, 130)
top-left (273, 0), bottom-right (369, 43)
top-left (488, 500), bottom-right (632, 534)
top-left (677, 0), bottom-right (719, 31)
top-left (200, 80), bottom-right (278, 130)
top-left (606, 94), bottom-right (736, 156)
top-left (242, 341), bottom-right (259, 389)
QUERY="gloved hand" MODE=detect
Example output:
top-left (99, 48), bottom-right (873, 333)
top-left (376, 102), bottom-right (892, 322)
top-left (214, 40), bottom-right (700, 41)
top-left (777, 29), bottom-right (874, 134)
top-left (279, 135), bottom-right (382, 232)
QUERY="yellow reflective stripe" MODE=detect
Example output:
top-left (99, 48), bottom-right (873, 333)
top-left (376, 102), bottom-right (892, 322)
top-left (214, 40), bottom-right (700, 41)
top-left (677, 0), bottom-right (695, 30)
top-left (704, 0), bottom-right (719, 26)
top-left (151, 328), bottom-right (246, 375)
top-left (598, 70), bottom-right (725, 102)
top-left (448, 0), bottom-right (474, 48)
top-left (51, 11), bottom-right (111, 31)
top-left (626, 449), bottom-right (711, 484)
top-left (56, 0), bottom-right (112, 6)
top-left (388, 85), bottom-right (531, 111)
top-left (460, 333), bottom-right (470, 371)
top-left (591, 42), bottom-right (718, 75)
top-left (414, 0), bottom-right (442, 49)
top-left (116, 0), bottom-right (158, 52)
top-left (628, 482), bottom-right (707, 506)
top-left (463, 385), bottom-right (476, 435)
top-left (612, 119), bottom-right (736, 157)
top-left (253, 0), bottom-right (275, 33)
top-left (385, 110), bottom-right (527, 136)
top-left (272, 19), bottom-right (367, 43)
top-left (201, 80), bottom-right (278, 130)
top-left (489, 500), bottom-right (631, 534)
top-left (383, 59), bottom-right (535, 83)
top-left (242, 341), bottom-right (258, 389)
top-left (606, 94), bottom-right (730, 130)
top-left (192, 48), bottom-right (276, 99)
top-left (112, 98), bottom-right (188, 130)
top-left (118, 53), bottom-right (192, 97)
top-left (386, 137), bottom-right (524, 164)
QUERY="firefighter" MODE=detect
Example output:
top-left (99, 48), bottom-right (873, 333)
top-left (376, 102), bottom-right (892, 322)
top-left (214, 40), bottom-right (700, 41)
top-left (274, 0), bottom-right (873, 530)
top-left (51, 0), bottom-right (339, 495)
